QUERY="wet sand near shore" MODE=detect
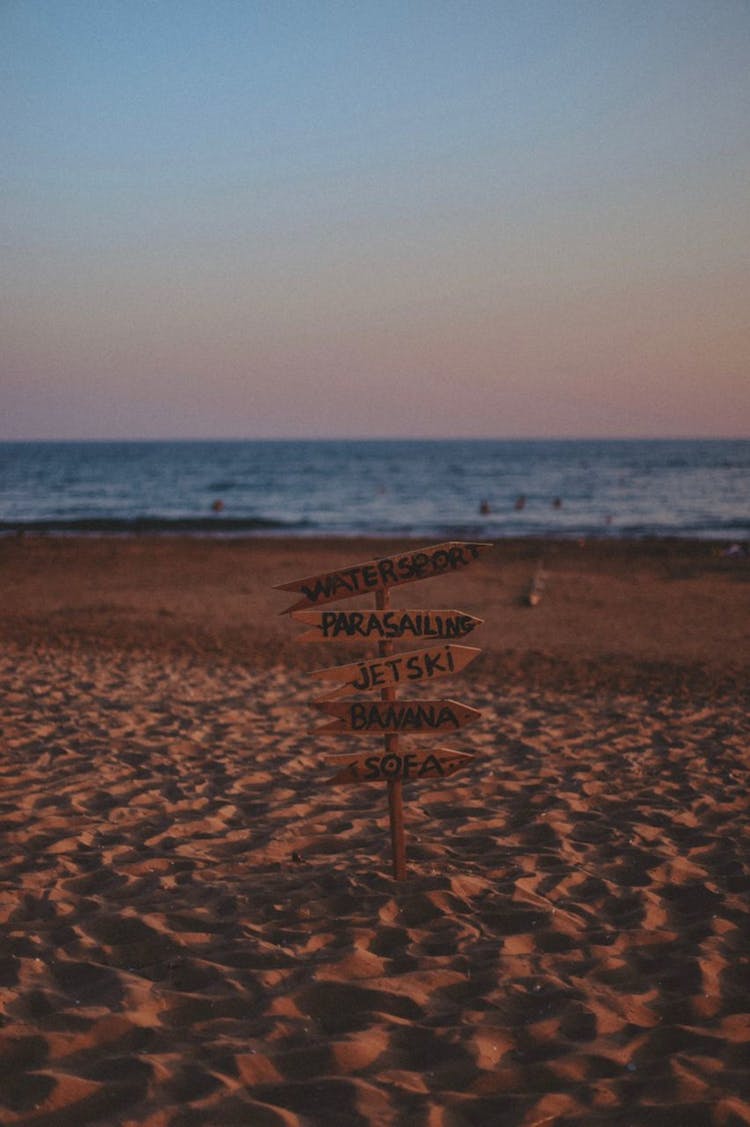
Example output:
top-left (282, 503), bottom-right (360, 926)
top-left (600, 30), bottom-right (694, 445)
top-left (1, 536), bottom-right (748, 1125)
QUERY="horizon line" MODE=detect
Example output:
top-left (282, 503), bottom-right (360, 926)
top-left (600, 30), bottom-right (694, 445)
top-left (0, 434), bottom-right (747, 444)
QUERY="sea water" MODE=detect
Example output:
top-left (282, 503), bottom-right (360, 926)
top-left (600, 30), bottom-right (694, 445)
top-left (0, 439), bottom-right (747, 541)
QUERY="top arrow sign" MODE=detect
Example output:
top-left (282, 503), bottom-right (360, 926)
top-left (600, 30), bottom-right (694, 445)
top-left (274, 541), bottom-right (493, 614)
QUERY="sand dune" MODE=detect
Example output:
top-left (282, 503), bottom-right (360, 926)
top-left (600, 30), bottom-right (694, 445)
top-left (0, 537), bottom-right (748, 1124)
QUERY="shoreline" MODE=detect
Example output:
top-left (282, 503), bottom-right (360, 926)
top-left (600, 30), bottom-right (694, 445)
top-left (1, 533), bottom-right (748, 696)
top-left (3, 527), bottom-right (748, 541)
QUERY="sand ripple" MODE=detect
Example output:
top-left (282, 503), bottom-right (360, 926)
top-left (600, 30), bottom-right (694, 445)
top-left (1, 647), bottom-right (749, 1125)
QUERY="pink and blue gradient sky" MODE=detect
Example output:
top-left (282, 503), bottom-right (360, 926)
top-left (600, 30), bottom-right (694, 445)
top-left (2, 1), bottom-right (749, 440)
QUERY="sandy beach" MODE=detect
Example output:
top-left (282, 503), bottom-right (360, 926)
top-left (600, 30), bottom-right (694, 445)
top-left (1, 535), bottom-right (749, 1125)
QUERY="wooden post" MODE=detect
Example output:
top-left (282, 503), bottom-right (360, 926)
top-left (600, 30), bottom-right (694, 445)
top-left (376, 586), bottom-right (407, 880)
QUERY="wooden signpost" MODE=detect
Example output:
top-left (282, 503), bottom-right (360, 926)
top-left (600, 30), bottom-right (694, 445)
top-left (275, 540), bottom-right (492, 880)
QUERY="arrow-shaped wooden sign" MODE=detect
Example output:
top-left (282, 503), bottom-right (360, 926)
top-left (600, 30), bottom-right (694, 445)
top-left (275, 541), bottom-right (493, 614)
top-left (310, 643), bottom-right (480, 699)
top-left (312, 698), bottom-right (482, 735)
top-left (292, 608), bottom-right (484, 643)
top-left (327, 747), bottom-right (475, 785)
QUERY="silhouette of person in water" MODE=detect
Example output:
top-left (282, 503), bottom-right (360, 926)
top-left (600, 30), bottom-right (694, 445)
top-left (479, 499), bottom-right (491, 515)
top-left (514, 494), bottom-right (526, 511)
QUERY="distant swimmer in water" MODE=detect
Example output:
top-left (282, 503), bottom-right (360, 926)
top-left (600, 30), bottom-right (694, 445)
top-left (479, 499), bottom-right (491, 515)
top-left (514, 494), bottom-right (526, 511)
top-left (211, 499), bottom-right (225, 513)
top-left (552, 496), bottom-right (562, 509)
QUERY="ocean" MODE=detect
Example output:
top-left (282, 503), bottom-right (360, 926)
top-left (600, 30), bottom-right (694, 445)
top-left (0, 439), bottom-right (747, 541)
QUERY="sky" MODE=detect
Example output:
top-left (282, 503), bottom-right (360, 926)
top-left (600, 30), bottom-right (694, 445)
top-left (2, 0), bottom-right (749, 440)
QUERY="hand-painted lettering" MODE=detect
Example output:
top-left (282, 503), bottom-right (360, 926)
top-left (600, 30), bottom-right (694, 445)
top-left (335, 571), bottom-right (359, 595)
top-left (328, 747), bottom-right (476, 785)
top-left (362, 564), bottom-right (378, 587)
top-left (397, 613), bottom-right (415, 636)
top-left (347, 702), bottom-right (461, 731)
top-left (419, 753), bottom-right (445, 777)
top-left (402, 753), bottom-right (418, 777)
top-left (412, 552), bottom-right (430, 577)
top-left (351, 703), bottom-right (368, 730)
top-left (377, 557), bottom-right (397, 585)
top-left (380, 753), bottom-right (402, 778)
top-left (351, 664), bottom-right (370, 691)
top-left (321, 611), bottom-right (338, 637)
top-left (363, 612), bottom-right (385, 637)
top-left (448, 545), bottom-right (467, 568)
top-left (294, 608), bottom-right (482, 641)
top-left (331, 644), bottom-right (470, 694)
top-left (299, 576), bottom-right (336, 604)
top-left (437, 705), bottom-right (460, 728)
top-left (337, 750), bottom-right (455, 781)
top-left (279, 542), bottom-right (491, 611)
top-left (423, 651), bottom-right (446, 677)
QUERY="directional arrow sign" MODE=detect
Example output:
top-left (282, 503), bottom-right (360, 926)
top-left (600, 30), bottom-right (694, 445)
top-left (327, 747), bottom-right (475, 785)
top-left (312, 698), bottom-right (482, 735)
top-left (291, 608), bottom-right (484, 643)
top-left (275, 541), bottom-right (493, 614)
top-left (310, 643), bottom-right (481, 699)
